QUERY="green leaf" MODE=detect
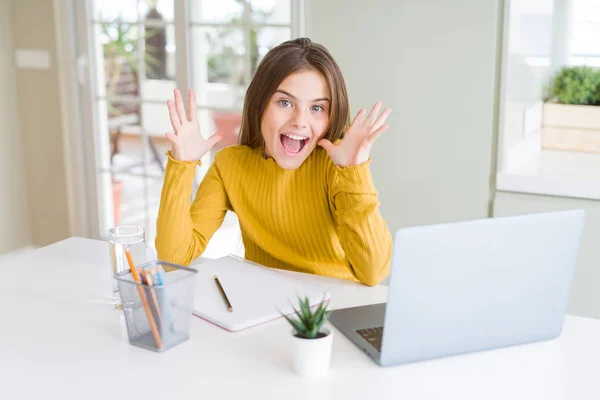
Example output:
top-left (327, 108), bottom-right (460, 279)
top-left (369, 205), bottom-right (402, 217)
top-left (311, 295), bottom-right (330, 324)
top-left (288, 300), bottom-right (304, 323)
top-left (312, 301), bottom-right (328, 324)
top-left (551, 66), bottom-right (600, 106)
top-left (298, 296), bottom-right (312, 325)
top-left (305, 297), bottom-right (314, 326)
top-left (282, 313), bottom-right (307, 335)
top-left (316, 310), bottom-right (333, 332)
top-left (313, 302), bottom-right (325, 320)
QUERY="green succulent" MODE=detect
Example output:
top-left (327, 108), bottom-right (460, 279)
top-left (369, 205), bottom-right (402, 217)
top-left (282, 296), bottom-right (332, 339)
top-left (551, 66), bottom-right (600, 106)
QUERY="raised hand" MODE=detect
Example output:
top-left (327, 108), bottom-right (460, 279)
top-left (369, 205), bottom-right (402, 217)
top-left (165, 89), bottom-right (223, 161)
top-left (318, 102), bottom-right (391, 167)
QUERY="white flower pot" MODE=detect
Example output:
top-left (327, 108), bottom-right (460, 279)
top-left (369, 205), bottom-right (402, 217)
top-left (291, 328), bottom-right (333, 378)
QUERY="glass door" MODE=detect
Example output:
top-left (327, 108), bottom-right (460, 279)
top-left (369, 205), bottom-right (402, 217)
top-left (76, 0), bottom-right (301, 255)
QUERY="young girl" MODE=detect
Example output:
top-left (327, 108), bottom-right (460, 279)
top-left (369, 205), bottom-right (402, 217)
top-left (156, 38), bottom-right (392, 286)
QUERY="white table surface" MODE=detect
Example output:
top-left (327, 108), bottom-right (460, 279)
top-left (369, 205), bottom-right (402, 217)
top-left (1, 237), bottom-right (599, 400)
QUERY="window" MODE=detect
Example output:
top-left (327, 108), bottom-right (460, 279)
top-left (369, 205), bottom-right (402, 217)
top-left (497, 0), bottom-right (600, 200)
top-left (569, 0), bottom-right (600, 66)
top-left (82, 0), bottom-right (302, 254)
top-left (189, 0), bottom-right (293, 165)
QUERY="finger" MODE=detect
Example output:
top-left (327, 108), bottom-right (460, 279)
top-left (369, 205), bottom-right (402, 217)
top-left (206, 133), bottom-right (223, 149)
top-left (371, 108), bottom-right (392, 133)
top-left (317, 138), bottom-right (335, 153)
top-left (363, 101), bottom-right (382, 131)
top-left (348, 108), bottom-right (367, 134)
top-left (167, 100), bottom-right (181, 132)
top-left (366, 124), bottom-right (389, 145)
top-left (188, 89), bottom-right (197, 122)
top-left (174, 89), bottom-right (188, 123)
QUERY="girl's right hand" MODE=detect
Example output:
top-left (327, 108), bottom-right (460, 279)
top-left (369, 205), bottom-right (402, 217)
top-left (166, 89), bottom-right (223, 162)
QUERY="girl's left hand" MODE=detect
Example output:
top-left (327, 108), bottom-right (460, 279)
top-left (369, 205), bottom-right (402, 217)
top-left (318, 102), bottom-right (391, 167)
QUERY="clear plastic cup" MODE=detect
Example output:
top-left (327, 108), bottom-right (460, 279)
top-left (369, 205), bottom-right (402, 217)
top-left (108, 225), bottom-right (146, 309)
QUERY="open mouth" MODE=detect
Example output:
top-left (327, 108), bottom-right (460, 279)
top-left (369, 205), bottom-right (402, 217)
top-left (279, 133), bottom-right (309, 156)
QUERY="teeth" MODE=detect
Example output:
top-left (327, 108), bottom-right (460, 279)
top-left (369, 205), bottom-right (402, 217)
top-left (283, 134), bottom-right (307, 141)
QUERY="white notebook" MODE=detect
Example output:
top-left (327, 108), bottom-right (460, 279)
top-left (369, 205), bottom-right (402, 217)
top-left (192, 255), bottom-right (330, 332)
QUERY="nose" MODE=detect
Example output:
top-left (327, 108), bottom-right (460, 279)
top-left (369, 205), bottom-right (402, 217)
top-left (292, 107), bottom-right (308, 128)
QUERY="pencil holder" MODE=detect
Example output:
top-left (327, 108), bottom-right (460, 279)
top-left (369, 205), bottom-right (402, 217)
top-left (115, 260), bottom-right (198, 352)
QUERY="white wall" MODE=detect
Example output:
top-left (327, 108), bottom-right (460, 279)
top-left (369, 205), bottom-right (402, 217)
top-left (306, 0), bottom-right (501, 232)
top-left (306, 1), bottom-right (600, 321)
top-left (494, 191), bottom-right (600, 319)
top-left (0, 1), bottom-right (32, 254)
top-left (11, 0), bottom-right (71, 247)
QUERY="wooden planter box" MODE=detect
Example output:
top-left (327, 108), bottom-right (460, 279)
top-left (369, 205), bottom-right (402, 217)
top-left (542, 102), bottom-right (600, 153)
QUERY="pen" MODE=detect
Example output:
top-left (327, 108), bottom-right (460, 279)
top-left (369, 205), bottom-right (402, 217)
top-left (214, 275), bottom-right (233, 312)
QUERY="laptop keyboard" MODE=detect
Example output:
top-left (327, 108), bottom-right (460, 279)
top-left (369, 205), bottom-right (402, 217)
top-left (356, 326), bottom-right (384, 352)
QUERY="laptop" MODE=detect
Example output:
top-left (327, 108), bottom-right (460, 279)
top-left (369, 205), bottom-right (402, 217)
top-left (329, 209), bottom-right (585, 367)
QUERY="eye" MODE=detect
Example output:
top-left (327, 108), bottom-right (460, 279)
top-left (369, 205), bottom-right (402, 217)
top-left (279, 99), bottom-right (292, 108)
top-left (311, 105), bottom-right (324, 112)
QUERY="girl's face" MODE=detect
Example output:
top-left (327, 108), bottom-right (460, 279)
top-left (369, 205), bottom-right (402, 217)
top-left (261, 70), bottom-right (330, 170)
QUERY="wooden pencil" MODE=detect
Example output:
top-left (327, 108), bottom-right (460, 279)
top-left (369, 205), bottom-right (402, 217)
top-left (125, 250), bottom-right (162, 349)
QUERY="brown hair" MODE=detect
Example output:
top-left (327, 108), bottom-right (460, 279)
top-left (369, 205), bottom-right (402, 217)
top-left (238, 38), bottom-right (350, 150)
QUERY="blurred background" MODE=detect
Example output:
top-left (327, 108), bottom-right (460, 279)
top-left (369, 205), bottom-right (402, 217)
top-left (1, 0), bottom-right (600, 319)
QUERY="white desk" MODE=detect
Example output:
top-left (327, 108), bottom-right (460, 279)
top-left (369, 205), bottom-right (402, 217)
top-left (1, 237), bottom-right (599, 400)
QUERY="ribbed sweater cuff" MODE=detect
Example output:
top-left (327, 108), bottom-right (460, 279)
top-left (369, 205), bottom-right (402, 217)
top-left (165, 150), bottom-right (202, 167)
top-left (334, 159), bottom-right (377, 193)
top-left (162, 151), bottom-right (202, 194)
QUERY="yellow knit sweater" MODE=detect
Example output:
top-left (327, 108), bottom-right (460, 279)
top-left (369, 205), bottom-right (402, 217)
top-left (155, 145), bottom-right (392, 286)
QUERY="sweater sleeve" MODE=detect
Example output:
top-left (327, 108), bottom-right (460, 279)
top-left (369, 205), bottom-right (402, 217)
top-left (155, 151), bottom-right (231, 266)
top-left (328, 160), bottom-right (393, 286)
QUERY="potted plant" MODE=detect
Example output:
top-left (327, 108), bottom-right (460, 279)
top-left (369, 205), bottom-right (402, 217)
top-left (542, 66), bottom-right (600, 153)
top-left (282, 296), bottom-right (334, 378)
